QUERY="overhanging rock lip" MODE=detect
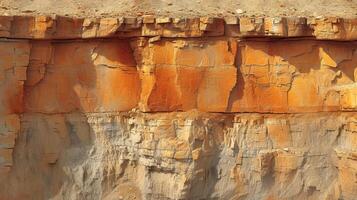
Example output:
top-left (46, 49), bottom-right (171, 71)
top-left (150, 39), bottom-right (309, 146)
top-left (0, 15), bottom-right (355, 41)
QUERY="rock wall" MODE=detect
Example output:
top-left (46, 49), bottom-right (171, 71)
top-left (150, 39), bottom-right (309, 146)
top-left (0, 16), bottom-right (356, 200)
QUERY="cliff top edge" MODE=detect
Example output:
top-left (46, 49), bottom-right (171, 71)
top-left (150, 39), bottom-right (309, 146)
top-left (0, 0), bottom-right (356, 19)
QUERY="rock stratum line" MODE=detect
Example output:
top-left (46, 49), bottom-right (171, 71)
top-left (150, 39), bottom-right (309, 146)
top-left (0, 15), bottom-right (357, 200)
top-left (0, 16), bottom-right (356, 40)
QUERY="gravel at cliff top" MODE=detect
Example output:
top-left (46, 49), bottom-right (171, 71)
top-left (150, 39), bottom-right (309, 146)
top-left (0, 0), bottom-right (356, 18)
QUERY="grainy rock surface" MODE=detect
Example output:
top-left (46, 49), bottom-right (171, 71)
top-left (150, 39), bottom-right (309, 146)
top-left (0, 0), bottom-right (356, 18)
top-left (0, 7), bottom-right (357, 200)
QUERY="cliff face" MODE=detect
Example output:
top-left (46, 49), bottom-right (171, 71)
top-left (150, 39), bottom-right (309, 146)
top-left (0, 16), bottom-right (357, 200)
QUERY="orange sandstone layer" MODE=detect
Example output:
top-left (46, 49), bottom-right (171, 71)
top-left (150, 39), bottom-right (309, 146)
top-left (0, 15), bottom-right (356, 200)
top-left (1, 38), bottom-right (356, 114)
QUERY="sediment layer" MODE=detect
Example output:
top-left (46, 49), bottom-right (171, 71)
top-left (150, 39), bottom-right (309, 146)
top-left (0, 16), bottom-right (356, 40)
top-left (0, 15), bottom-right (356, 200)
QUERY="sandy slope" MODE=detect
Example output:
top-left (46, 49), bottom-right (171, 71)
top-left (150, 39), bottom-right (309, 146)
top-left (0, 0), bottom-right (356, 18)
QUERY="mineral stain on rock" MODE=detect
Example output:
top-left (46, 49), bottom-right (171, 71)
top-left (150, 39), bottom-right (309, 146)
top-left (0, 13), bottom-right (357, 200)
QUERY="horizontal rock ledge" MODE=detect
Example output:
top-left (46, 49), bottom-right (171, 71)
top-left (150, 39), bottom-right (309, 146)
top-left (0, 15), bottom-right (356, 40)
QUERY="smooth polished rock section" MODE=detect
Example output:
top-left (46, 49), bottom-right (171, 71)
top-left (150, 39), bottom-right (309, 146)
top-left (25, 40), bottom-right (141, 113)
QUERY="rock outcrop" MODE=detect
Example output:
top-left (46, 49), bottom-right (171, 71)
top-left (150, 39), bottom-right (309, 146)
top-left (0, 15), bottom-right (356, 200)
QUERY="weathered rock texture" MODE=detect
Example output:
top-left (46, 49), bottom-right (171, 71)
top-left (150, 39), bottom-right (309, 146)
top-left (0, 15), bottom-right (357, 200)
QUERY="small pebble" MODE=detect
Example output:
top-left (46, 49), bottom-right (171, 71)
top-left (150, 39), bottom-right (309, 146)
top-left (235, 9), bottom-right (244, 14)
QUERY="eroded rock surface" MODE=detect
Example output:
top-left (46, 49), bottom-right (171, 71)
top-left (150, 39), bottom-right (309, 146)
top-left (0, 16), bottom-right (357, 200)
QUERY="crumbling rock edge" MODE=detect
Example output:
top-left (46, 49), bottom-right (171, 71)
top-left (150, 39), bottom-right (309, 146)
top-left (0, 15), bottom-right (356, 40)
